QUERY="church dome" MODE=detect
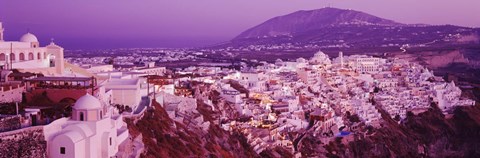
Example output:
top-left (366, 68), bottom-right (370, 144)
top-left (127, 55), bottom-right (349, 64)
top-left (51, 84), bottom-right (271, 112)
top-left (73, 94), bottom-right (102, 110)
top-left (19, 33), bottom-right (39, 43)
top-left (296, 58), bottom-right (306, 63)
top-left (314, 51), bottom-right (327, 58)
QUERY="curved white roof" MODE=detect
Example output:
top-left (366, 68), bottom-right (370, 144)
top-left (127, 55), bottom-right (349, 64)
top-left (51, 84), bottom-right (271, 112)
top-left (314, 50), bottom-right (327, 57)
top-left (73, 93), bottom-right (102, 110)
top-left (296, 57), bottom-right (306, 62)
top-left (64, 124), bottom-right (95, 137)
top-left (57, 130), bottom-right (85, 143)
top-left (46, 42), bottom-right (63, 49)
top-left (19, 33), bottom-right (39, 43)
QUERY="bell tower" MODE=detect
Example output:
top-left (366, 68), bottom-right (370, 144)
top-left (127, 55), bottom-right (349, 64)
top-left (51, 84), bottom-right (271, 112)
top-left (339, 51), bottom-right (344, 68)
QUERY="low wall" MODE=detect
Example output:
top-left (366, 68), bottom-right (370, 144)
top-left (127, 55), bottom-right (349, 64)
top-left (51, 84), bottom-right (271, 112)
top-left (124, 97), bottom-right (152, 122)
top-left (0, 115), bottom-right (21, 132)
top-left (0, 117), bottom-right (69, 158)
top-left (0, 85), bottom-right (25, 103)
top-left (26, 89), bottom-right (89, 103)
top-left (0, 126), bottom-right (47, 157)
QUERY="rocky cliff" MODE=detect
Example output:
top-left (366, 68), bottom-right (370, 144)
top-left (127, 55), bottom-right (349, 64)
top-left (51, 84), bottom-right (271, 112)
top-left (298, 104), bottom-right (480, 157)
top-left (392, 50), bottom-right (470, 69)
top-left (126, 100), bottom-right (259, 158)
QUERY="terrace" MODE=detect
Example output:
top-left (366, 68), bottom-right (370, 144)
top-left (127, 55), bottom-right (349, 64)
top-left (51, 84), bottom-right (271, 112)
top-left (25, 77), bottom-right (96, 90)
top-left (23, 77), bottom-right (99, 103)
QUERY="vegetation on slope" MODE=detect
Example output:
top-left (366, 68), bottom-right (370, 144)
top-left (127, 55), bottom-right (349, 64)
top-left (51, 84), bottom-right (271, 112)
top-left (126, 100), bottom-right (259, 158)
top-left (301, 104), bottom-right (480, 157)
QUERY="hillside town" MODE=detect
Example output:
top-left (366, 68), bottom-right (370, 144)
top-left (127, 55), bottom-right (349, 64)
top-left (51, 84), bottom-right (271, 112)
top-left (0, 19), bottom-right (476, 157)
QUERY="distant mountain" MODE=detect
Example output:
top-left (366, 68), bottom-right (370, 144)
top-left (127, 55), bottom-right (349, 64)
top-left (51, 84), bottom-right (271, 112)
top-left (235, 7), bottom-right (403, 39)
top-left (228, 7), bottom-right (478, 49)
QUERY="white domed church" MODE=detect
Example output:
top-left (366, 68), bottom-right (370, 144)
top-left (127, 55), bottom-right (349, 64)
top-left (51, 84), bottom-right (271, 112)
top-left (0, 21), bottom-right (64, 75)
top-left (309, 50), bottom-right (331, 66)
top-left (310, 51), bottom-right (332, 65)
top-left (47, 94), bottom-right (129, 158)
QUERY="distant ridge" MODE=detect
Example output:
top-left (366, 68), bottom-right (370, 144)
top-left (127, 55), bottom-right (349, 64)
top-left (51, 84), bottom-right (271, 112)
top-left (226, 7), bottom-right (478, 48)
top-left (234, 7), bottom-right (404, 39)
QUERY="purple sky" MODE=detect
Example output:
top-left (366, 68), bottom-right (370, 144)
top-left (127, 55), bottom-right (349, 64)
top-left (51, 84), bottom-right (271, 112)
top-left (1, 0), bottom-right (479, 49)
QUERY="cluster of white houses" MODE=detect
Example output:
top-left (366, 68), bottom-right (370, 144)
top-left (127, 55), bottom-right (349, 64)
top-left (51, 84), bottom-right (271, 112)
top-left (0, 19), bottom-right (477, 157)
top-left (211, 51), bottom-right (475, 153)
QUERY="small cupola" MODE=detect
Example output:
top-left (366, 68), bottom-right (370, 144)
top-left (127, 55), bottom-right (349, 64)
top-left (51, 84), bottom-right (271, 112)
top-left (72, 93), bottom-right (104, 121)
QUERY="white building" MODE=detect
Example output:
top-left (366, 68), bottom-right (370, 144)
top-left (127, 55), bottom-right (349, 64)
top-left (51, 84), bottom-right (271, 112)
top-left (377, 78), bottom-right (399, 89)
top-left (0, 21), bottom-right (64, 75)
top-left (221, 84), bottom-right (243, 104)
top-left (350, 56), bottom-right (386, 73)
top-left (105, 78), bottom-right (143, 109)
top-left (297, 68), bottom-right (320, 85)
top-left (309, 50), bottom-right (331, 66)
top-left (83, 64), bottom-right (114, 73)
top-left (238, 71), bottom-right (267, 92)
top-left (350, 99), bottom-right (381, 125)
top-left (47, 94), bottom-right (129, 158)
top-left (133, 66), bottom-right (166, 76)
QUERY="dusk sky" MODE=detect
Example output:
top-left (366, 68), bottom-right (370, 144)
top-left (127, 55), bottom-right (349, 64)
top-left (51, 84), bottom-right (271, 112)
top-left (1, 0), bottom-right (479, 49)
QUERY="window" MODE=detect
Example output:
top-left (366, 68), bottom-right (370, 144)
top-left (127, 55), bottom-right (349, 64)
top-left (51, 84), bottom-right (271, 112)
top-left (80, 112), bottom-right (84, 121)
top-left (10, 53), bottom-right (15, 61)
top-left (109, 137), bottom-right (112, 146)
top-left (100, 111), bottom-right (103, 119)
top-left (28, 53), bottom-right (34, 60)
top-left (19, 53), bottom-right (25, 61)
top-left (60, 147), bottom-right (65, 154)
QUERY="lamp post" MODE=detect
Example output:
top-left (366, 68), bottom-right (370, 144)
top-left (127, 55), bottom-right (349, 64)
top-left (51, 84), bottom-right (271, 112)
top-left (10, 43), bottom-right (13, 70)
top-left (4, 54), bottom-right (9, 70)
top-left (16, 102), bottom-right (19, 115)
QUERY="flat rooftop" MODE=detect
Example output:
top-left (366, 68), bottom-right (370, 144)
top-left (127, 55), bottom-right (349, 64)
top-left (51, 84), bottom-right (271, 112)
top-left (25, 77), bottom-right (93, 82)
top-left (106, 79), bottom-right (140, 85)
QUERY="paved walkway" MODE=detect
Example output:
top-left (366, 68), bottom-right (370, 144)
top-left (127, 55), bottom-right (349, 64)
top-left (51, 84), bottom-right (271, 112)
top-left (133, 96), bottom-right (150, 115)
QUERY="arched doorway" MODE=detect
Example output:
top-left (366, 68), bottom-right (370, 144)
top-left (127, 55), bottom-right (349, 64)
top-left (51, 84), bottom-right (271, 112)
top-left (48, 54), bottom-right (56, 67)
top-left (28, 53), bottom-right (34, 60)
top-left (80, 112), bottom-right (84, 121)
top-left (19, 53), bottom-right (25, 61)
top-left (0, 53), bottom-right (5, 61)
top-left (10, 53), bottom-right (15, 61)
